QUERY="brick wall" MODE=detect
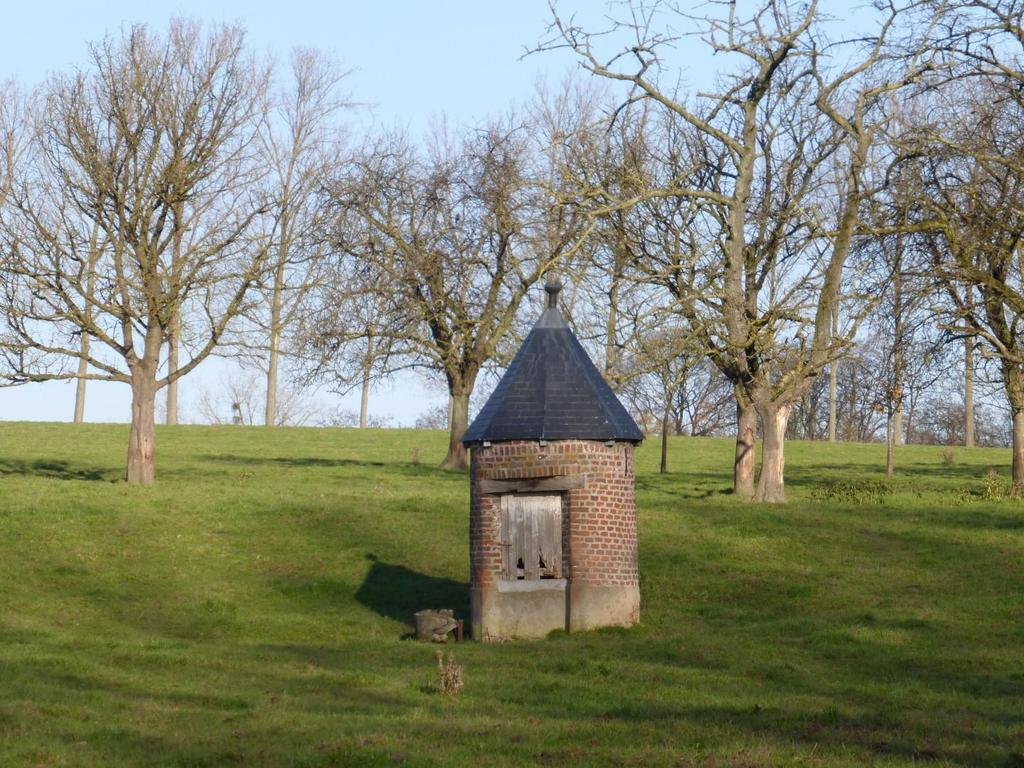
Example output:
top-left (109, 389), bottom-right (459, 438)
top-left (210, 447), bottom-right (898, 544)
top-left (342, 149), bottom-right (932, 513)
top-left (470, 439), bottom-right (638, 589)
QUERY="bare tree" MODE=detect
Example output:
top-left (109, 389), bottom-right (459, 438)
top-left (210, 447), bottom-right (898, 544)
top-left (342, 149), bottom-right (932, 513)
top-left (415, 403), bottom-right (449, 430)
top-left (568, 102), bottom-right (654, 391)
top-left (620, 320), bottom-right (700, 473)
top-left (0, 80), bottom-right (30, 384)
top-left (910, 0), bottom-right (1024, 480)
top-left (0, 80), bottom-right (16, 204)
top-left (71, 224), bottom-right (108, 424)
top-left (858, 159), bottom-right (944, 473)
top-left (196, 372), bottom-right (320, 426)
top-left (827, 304), bottom-right (840, 442)
top-left (0, 21), bottom-right (270, 483)
top-left (964, 306), bottom-right (976, 448)
top-left (913, 81), bottom-right (1024, 483)
top-left (325, 110), bottom-right (588, 469)
top-left (295, 259), bottom-right (409, 428)
top-left (543, 0), bottom-right (921, 501)
top-left (243, 48), bottom-right (350, 427)
top-left (833, 341), bottom-right (888, 442)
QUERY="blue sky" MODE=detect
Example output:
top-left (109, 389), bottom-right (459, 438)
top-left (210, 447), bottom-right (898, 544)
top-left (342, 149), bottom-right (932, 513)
top-left (1, 2), bottom-right (573, 116)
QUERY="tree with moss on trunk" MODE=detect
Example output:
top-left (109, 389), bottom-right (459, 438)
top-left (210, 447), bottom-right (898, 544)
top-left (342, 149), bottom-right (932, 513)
top-left (911, 82), bottom-right (1024, 485)
top-left (0, 20), bottom-right (270, 484)
top-left (908, 1), bottom-right (1024, 484)
top-left (542, 0), bottom-right (924, 501)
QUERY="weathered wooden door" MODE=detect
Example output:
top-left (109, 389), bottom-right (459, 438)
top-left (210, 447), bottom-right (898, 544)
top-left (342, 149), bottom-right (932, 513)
top-left (500, 494), bottom-right (562, 580)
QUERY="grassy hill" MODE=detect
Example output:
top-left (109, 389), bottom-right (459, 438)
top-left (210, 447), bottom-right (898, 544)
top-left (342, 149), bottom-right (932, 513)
top-left (0, 422), bottom-right (1021, 767)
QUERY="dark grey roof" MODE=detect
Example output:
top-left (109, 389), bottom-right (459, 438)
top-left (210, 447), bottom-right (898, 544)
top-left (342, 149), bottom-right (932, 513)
top-left (463, 293), bottom-right (644, 445)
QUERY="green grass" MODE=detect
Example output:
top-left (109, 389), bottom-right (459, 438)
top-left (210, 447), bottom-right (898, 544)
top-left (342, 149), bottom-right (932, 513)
top-left (0, 422), bottom-right (1021, 767)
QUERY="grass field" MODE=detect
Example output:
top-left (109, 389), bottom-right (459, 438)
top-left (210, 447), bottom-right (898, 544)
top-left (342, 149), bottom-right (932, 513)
top-left (0, 422), bottom-right (1021, 767)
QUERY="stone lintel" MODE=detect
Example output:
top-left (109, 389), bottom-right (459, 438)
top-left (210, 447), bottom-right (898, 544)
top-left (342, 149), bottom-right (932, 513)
top-left (477, 474), bottom-right (585, 494)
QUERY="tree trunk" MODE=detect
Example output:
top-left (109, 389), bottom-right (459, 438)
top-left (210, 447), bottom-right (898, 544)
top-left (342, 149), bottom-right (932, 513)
top-left (265, 217), bottom-right (288, 427)
top-left (359, 370), bottom-right (370, 429)
top-left (734, 397), bottom-right (756, 499)
top-left (166, 315), bottom-right (180, 426)
top-left (803, 393), bottom-right (817, 440)
top-left (265, 338), bottom-right (279, 426)
top-left (828, 302), bottom-right (839, 442)
top-left (845, 371), bottom-right (857, 442)
top-left (890, 264), bottom-right (905, 451)
top-left (76, 226), bottom-right (101, 425)
top-left (660, 399), bottom-right (670, 474)
top-left (965, 337), bottom-right (975, 448)
top-left (127, 373), bottom-right (158, 485)
top-left (1008, 368), bottom-right (1024, 487)
top-left (1014, 409), bottom-right (1024, 488)
top-left (828, 358), bottom-right (838, 442)
top-left (441, 390), bottom-right (470, 470)
top-left (605, 284), bottom-right (619, 390)
top-left (359, 330), bottom-right (374, 429)
top-left (885, 409), bottom-right (895, 478)
top-left (166, 204), bottom-right (183, 427)
top-left (73, 334), bottom-right (89, 423)
top-left (754, 401), bottom-right (793, 504)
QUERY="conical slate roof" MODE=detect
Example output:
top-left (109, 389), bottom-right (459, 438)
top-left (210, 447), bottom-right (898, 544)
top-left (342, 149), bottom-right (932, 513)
top-left (463, 284), bottom-right (644, 445)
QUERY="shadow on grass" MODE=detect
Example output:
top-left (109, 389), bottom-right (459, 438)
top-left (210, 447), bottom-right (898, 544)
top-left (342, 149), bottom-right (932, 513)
top-left (354, 554), bottom-right (468, 631)
top-left (636, 480), bottom-right (726, 499)
top-left (929, 508), bottom-right (1024, 531)
top-left (199, 453), bottom-right (461, 480)
top-left (3, 655), bottom-right (416, 766)
top-left (636, 470), bottom-right (735, 499)
top-left (0, 458), bottom-right (108, 481)
top-left (597, 700), bottom-right (1016, 767)
top-left (525, 617), bottom-right (1023, 767)
top-left (888, 463), bottom-right (1006, 480)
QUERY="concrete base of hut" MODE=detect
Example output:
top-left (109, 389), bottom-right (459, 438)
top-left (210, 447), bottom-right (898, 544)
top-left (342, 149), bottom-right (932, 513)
top-left (471, 580), bottom-right (567, 641)
top-left (471, 581), bottom-right (640, 641)
top-left (567, 583), bottom-right (640, 633)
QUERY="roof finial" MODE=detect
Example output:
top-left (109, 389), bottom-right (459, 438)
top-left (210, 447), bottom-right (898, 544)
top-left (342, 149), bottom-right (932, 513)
top-left (544, 277), bottom-right (562, 310)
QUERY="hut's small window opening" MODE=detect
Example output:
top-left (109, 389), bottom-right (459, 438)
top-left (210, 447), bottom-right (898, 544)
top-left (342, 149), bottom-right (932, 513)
top-left (500, 494), bottom-right (562, 581)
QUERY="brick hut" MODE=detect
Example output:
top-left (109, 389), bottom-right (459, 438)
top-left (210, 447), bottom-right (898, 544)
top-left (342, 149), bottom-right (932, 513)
top-left (462, 281), bottom-right (644, 641)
